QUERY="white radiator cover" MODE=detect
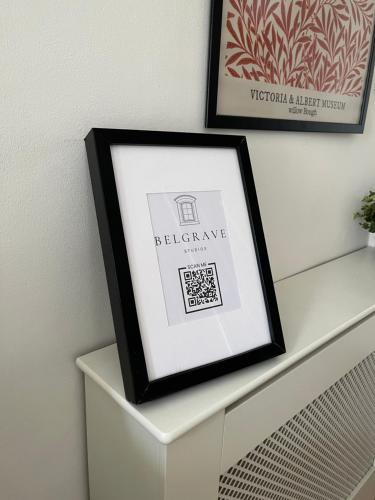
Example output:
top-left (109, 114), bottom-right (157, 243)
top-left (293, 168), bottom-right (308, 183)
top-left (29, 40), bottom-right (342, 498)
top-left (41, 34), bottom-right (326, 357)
top-left (77, 250), bottom-right (375, 500)
top-left (219, 351), bottom-right (375, 500)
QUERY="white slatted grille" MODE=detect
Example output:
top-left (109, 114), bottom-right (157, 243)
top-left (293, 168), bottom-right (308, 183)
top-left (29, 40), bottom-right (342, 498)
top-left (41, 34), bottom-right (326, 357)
top-left (218, 352), bottom-right (375, 500)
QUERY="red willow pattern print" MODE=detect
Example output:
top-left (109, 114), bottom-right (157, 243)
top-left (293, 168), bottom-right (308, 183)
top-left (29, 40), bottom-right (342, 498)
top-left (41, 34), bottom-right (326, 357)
top-left (225, 0), bottom-right (375, 96)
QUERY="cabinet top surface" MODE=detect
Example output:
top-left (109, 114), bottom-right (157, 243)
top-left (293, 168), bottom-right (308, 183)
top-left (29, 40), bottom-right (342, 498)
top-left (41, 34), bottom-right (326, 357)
top-left (76, 247), bottom-right (375, 443)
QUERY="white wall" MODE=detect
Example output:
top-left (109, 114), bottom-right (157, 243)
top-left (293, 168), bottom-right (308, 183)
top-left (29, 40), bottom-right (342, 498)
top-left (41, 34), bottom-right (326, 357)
top-left (1, 1), bottom-right (374, 499)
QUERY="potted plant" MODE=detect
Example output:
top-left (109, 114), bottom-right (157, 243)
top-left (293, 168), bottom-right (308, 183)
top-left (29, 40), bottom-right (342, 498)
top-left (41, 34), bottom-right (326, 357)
top-left (354, 190), bottom-right (375, 247)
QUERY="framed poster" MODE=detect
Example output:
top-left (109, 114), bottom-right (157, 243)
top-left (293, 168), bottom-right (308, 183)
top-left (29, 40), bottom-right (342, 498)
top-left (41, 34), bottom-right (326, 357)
top-left (206, 0), bottom-right (375, 132)
top-left (85, 128), bottom-right (285, 403)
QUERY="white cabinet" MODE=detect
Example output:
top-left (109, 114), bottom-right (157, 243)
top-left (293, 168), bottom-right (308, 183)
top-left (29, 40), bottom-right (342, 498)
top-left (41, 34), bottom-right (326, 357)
top-left (77, 248), bottom-right (375, 500)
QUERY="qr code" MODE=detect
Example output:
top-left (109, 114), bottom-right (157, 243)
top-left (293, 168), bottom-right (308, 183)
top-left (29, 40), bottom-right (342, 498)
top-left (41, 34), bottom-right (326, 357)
top-left (178, 263), bottom-right (223, 314)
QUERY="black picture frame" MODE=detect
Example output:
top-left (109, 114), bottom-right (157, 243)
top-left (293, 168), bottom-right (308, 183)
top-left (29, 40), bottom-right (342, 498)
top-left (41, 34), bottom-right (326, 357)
top-left (85, 128), bottom-right (285, 404)
top-left (206, 0), bottom-right (375, 133)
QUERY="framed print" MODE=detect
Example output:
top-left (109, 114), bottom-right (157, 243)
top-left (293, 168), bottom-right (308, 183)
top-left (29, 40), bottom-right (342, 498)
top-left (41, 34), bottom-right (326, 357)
top-left (85, 128), bottom-right (285, 404)
top-left (206, 0), bottom-right (375, 133)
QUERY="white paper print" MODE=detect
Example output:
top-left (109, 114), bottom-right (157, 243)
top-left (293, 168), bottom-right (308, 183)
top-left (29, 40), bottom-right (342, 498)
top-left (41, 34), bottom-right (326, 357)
top-left (147, 190), bottom-right (240, 325)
